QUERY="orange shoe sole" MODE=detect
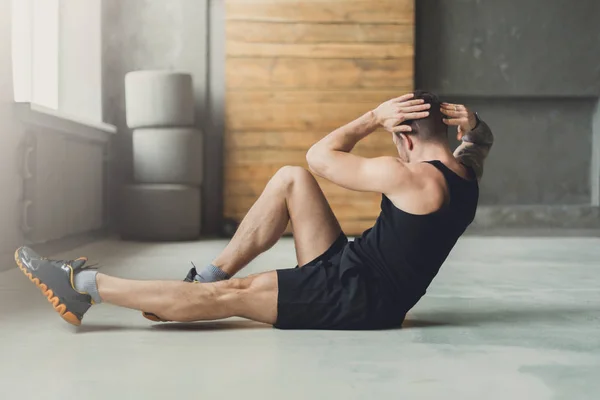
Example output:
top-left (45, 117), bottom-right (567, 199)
top-left (14, 250), bottom-right (82, 326)
top-left (142, 311), bottom-right (169, 322)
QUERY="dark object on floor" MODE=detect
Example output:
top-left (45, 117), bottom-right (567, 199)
top-left (222, 218), bottom-right (239, 238)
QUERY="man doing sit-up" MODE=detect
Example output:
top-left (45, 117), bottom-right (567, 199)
top-left (15, 91), bottom-right (494, 330)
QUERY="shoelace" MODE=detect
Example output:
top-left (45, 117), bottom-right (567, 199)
top-left (45, 258), bottom-right (100, 270)
top-left (45, 259), bottom-right (75, 267)
top-left (186, 262), bottom-right (199, 281)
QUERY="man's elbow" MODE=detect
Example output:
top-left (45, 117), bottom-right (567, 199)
top-left (306, 146), bottom-right (326, 176)
top-left (466, 120), bottom-right (494, 148)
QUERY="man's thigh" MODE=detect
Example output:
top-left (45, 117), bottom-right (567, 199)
top-left (273, 261), bottom-right (373, 330)
top-left (285, 167), bottom-right (342, 266)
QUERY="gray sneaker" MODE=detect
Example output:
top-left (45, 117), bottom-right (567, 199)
top-left (14, 246), bottom-right (93, 326)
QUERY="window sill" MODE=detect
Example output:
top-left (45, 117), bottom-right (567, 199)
top-left (13, 103), bottom-right (117, 142)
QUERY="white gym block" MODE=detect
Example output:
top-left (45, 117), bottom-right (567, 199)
top-left (120, 184), bottom-right (201, 241)
top-left (125, 71), bottom-right (195, 129)
top-left (133, 128), bottom-right (203, 185)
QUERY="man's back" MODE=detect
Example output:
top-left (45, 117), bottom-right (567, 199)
top-left (344, 160), bottom-right (479, 313)
top-left (304, 92), bottom-right (494, 328)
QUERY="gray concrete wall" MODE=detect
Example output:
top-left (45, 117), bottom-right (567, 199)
top-left (0, 0), bottom-right (27, 270)
top-left (417, 0), bottom-right (600, 97)
top-left (102, 0), bottom-right (218, 233)
top-left (417, 0), bottom-right (600, 228)
top-left (450, 98), bottom-right (594, 206)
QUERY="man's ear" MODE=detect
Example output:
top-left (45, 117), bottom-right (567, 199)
top-left (400, 133), bottom-right (414, 150)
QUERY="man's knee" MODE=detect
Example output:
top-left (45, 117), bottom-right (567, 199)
top-left (274, 166), bottom-right (314, 189)
top-left (225, 273), bottom-right (278, 322)
top-left (225, 273), bottom-right (275, 294)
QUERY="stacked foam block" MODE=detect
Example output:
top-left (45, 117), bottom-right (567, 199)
top-left (120, 71), bottom-right (202, 240)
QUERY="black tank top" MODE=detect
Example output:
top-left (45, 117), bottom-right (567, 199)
top-left (342, 160), bottom-right (479, 311)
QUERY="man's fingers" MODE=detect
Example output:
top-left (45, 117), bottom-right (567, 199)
top-left (403, 111), bottom-right (429, 120)
top-left (440, 108), bottom-right (467, 118)
top-left (441, 102), bottom-right (466, 112)
top-left (396, 99), bottom-right (425, 107)
top-left (391, 93), bottom-right (415, 102)
top-left (400, 103), bottom-right (431, 113)
top-left (443, 118), bottom-right (463, 126)
top-left (392, 124), bottom-right (412, 133)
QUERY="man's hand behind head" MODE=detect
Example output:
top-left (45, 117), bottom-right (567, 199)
top-left (373, 93), bottom-right (430, 134)
top-left (440, 103), bottom-right (477, 140)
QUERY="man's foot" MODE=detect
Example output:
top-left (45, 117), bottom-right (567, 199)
top-left (14, 247), bottom-right (93, 326)
top-left (141, 265), bottom-right (198, 322)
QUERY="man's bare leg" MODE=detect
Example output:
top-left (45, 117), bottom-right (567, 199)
top-left (213, 166), bottom-right (342, 277)
top-left (97, 272), bottom-right (278, 324)
top-left (14, 246), bottom-right (277, 326)
top-left (15, 165), bottom-right (342, 326)
top-left (141, 166), bottom-right (341, 321)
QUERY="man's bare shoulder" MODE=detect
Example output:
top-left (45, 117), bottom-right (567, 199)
top-left (386, 162), bottom-right (448, 215)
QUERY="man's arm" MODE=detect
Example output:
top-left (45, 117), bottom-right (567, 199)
top-left (306, 94), bottom-right (429, 193)
top-left (453, 120), bottom-right (494, 180)
top-left (441, 103), bottom-right (494, 180)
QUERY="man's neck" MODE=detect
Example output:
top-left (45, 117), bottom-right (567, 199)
top-left (408, 143), bottom-right (455, 164)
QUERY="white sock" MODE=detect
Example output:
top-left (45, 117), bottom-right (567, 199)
top-left (195, 264), bottom-right (229, 282)
top-left (73, 269), bottom-right (101, 303)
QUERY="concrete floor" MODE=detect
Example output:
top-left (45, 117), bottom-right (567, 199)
top-left (0, 237), bottom-right (599, 400)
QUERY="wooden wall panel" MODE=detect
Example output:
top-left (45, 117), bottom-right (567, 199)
top-left (227, 42), bottom-right (413, 58)
top-left (227, 22), bottom-right (413, 44)
top-left (226, 58), bottom-right (413, 90)
top-left (226, 0), bottom-right (414, 24)
top-left (225, 131), bottom-right (394, 150)
top-left (225, 0), bottom-right (415, 235)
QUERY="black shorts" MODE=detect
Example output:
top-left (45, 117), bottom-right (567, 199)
top-left (274, 233), bottom-right (403, 330)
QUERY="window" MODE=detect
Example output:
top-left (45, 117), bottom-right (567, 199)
top-left (12, 0), bottom-right (103, 124)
